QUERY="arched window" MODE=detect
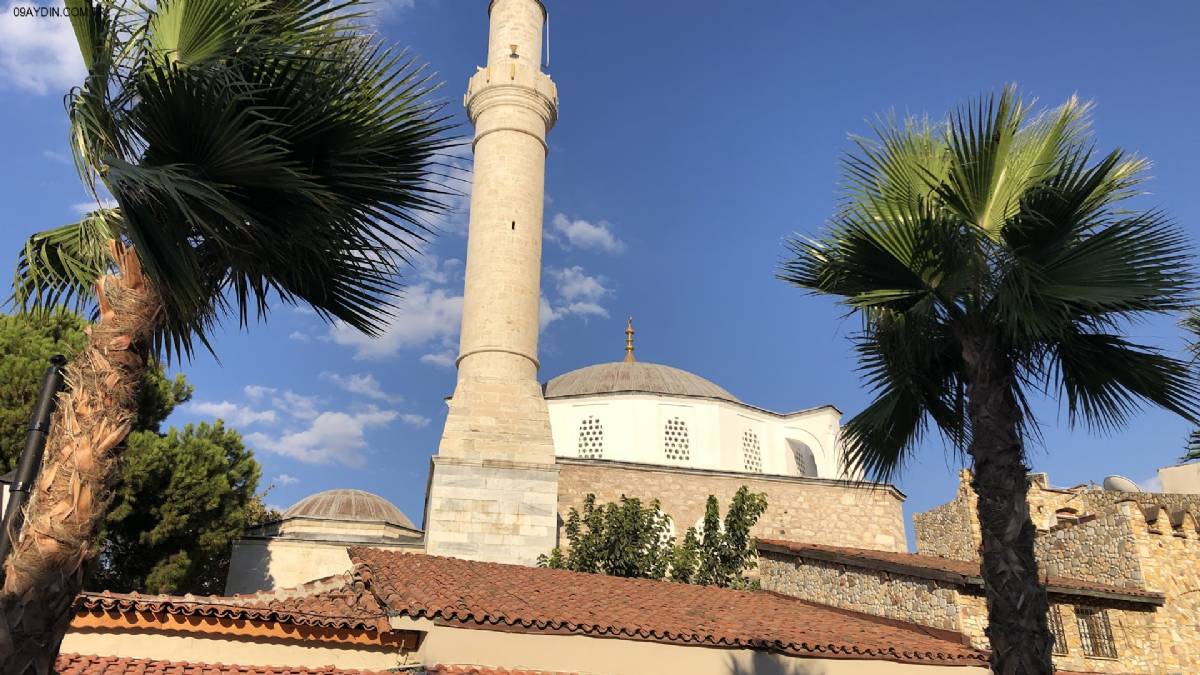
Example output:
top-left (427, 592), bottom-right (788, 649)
top-left (791, 440), bottom-right (817, 477)
top-left (663, 417), bottom-right (690, 461)
top-left (577, 415), bottom-right (604, 459)
top-left (742, 430), bottom-right (762, 473)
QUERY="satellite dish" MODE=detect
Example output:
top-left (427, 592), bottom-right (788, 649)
top-left (1102, 475), bottom-right (1142, 492)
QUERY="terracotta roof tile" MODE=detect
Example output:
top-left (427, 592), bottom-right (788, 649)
top-left (757, 539), bottom-right (1164, 604)
top-left (54, 653), bottom-right (386, 674)
top-left (74, 567), bottom-right (388, 632)
top-left (348, 548), bottom-right (987, 666)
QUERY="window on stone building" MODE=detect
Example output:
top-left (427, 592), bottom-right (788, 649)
top-left (1048, 605), bottom-right (1068, 655)
top-left (1075, 606), bottom-right (1117, 659)
top-left (742, 430), bottom-right (762, 472)
top-left (577, 415), bottom-right (604, 459)
top-left (664, 417), bottom-right (690, 461)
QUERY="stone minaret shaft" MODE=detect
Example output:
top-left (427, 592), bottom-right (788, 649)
top-left (424, 0), bottom-right (559, 564)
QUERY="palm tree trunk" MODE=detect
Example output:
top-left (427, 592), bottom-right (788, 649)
top-left (0, 243), bottom-right (158, 674)
top-left (962, 333), bottom-right (1054, 675)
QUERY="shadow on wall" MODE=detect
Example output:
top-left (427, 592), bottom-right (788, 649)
top-left (223, 539), bottom-right (275, 595)
top-left (725, 652), bottom-right (826, 675)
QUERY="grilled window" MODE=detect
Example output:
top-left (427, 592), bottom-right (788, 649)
top-left (1048, 605), bottom-right (1068, 655)
top-left (1075, 606), bottom-right (1117, 659)
top-left (742, 430), bottom-right (762, 472)
top-left (664, 417), bottom-right (690, 461)
top-left (577, 416), bottom-right (604, 459)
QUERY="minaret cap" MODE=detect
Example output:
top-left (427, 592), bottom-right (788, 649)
top-left (624, 317), bottom-right (636, 363)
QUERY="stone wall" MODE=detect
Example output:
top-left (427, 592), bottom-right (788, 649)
top-left (1035, 512), bottom-right (1144, 588)
top-left (912, 498), bottom-right (976, 561)
top-left (954, 592), bottom-right (1161, 674)
top-left (759, 546), bottom-right (1166, 673)
top-left (758, 552), bottom-right (962, 632)
top-left (425, 457), bottom-right (559, 565)
top-left (1120, 500), bottom-right (1200, 673)
top-left (916, 470), bottom-right (1200, 674)
top-left (556, 458), bottom-right (906, 553)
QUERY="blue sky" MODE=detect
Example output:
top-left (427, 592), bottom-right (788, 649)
top-left (2, 0), bottom-right (1199, 547)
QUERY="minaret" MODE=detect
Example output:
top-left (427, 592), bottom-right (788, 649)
top-left (423, 0), bottom-right (560, 564)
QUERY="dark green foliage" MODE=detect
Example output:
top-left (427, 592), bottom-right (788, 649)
top-left (0, 311), bottom-right (190, 468)
top-left (539, 494), bottom-right (674, 579)
top-left (676, 487), bottom-right (768, 589)
top-left (539, 487), bottom-right (767, 588)
top-left (0, 311), bottom-right (271, 593)
top-left (92, 422), bottom-right (266, 594)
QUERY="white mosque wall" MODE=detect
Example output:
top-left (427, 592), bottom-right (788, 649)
top-left (546, 394), bottom-right (856, 480)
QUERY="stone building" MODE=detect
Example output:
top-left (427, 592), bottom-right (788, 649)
top-left (757, 471), bottom-right (1200, 675)
top-left (225, 489), bottom-right (422, 594)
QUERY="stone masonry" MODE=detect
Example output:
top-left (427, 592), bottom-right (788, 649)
top-left (911, 469), bottom-right (1200, 674)
top-left (556, 458), bottom-right (907, 552)
top-left (424, 0), bottom-right (561, 565)
top-left (758, 545), bottom-right (1166, 674)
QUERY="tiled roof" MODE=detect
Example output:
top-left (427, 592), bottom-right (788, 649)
top-left (757, 539), bottom-right (1165, 604)
top-left (348, 548), bottom-right (987, 666)
top-left (54, 654), bottom-right (386, 675)
top-left (74, 567), bottom-right (389, 632)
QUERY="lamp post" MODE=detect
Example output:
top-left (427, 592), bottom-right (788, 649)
top-left (0, 355), bottom-right (68, 571)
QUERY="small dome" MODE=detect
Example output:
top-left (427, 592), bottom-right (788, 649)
top-left (544, 361), bottom-right (739, 403)
top-left (283, 489), bottom-right (413, 528)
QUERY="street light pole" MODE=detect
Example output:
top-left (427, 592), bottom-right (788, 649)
top-left (0, 355), bottom-right (68, 572)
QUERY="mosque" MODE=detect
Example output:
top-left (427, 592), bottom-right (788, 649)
top-left (223, 313), bottom-right (896, 592)
top-left (56, 1), bottom-right (1200, 673)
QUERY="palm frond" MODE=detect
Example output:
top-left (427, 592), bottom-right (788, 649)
top-left (840, 311), bottom-right (968, 481)
top-left (18, 0), bottom-right (458, 359)
top-left (12, 210), bottom-right (120, 312)
top-left (1051, 331), bottom-right (1200, 431)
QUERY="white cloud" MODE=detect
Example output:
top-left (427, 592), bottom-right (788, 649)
top-left (398, 413), bottom-right (431, 428)
top-left (244, 385), bottom-right (274, 400)
top-left (246, 408), bottom-right (397, 468)
top-left (548, 266), bottom-right (610, 302)
top-left (70, 198), bottom-right (118, 216)
top-left (242, 385), bottom-right (319, 420)
top-left (540, 267), bottom-right (612, 325)
top-left (420, 349), bottom-right (456, 368)
top-left (0, 2), bottom-right (85, 94)
top-left (414, 255), bottom-right (463, 285)
top-left (549, 213), bottom-right (626, 254)
top-left (276, 390), bottom-right (320, 420)
top-left (321, 371), bottom-right (403, 403)
top-left (183, 400), bottom-right (276, 427)
top-left (288, 331), bottom-right (312, 343)
top-left (328, 283), bottom-right (463, 360)
top-left (43, 148), bottom-right (70, 164)
top-left (272, 473), bottom-right (300, 486)
top-left (562, 301), bottom-right (608, 318)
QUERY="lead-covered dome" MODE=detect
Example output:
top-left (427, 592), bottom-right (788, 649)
top-left (544, 361), bottom-right (739, 403)
top-left (283, 489), bottom-right (414, 528)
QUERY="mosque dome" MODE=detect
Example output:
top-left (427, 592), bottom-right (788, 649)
top-left (544, 361), bottom-right (740, 403)
top-left (283, 489), bottom-right (414, 529)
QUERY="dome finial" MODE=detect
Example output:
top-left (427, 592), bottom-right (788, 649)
top-left (624, 317), bottom-right (636, 363)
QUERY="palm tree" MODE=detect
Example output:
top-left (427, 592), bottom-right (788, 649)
top-left (779, 87), bottom-right (1198, 674)
top-left (2, 0), bottom-right (454, 669)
